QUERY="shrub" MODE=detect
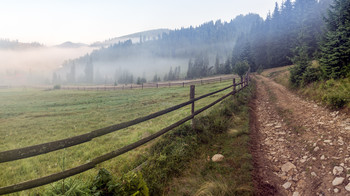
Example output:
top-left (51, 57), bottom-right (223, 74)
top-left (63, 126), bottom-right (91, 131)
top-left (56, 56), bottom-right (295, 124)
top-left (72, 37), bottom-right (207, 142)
top-left (45, 178), bottom-right (90, 196)
top-left (89, 168), bottom-right (149, 196)
top-left (323, 93), bottom-right (347, 109)
top-left (301, 67), bottom-right (321, 86)
top-left (53, 84), bottom-right (61, 90)
top-left (114, 172), bottom-right (149, 196)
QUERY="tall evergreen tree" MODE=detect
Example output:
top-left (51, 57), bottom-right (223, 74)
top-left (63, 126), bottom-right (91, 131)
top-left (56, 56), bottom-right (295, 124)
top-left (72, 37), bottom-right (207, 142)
top-left (320, 0), bottom-right (350, 79)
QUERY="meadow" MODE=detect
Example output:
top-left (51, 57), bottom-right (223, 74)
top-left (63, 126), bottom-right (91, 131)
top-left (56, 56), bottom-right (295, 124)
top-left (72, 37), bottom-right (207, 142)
top-left (0, 79), bottom-right (234, 195)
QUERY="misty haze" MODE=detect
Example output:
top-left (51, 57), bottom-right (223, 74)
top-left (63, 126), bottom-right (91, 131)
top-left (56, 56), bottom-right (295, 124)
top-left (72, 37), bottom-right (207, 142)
top-left (2, 0), bottom-right (350, 195)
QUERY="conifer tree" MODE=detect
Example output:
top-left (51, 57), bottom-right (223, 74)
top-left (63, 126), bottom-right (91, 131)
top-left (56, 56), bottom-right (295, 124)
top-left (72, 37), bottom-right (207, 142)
top-left (320, 0), bottom-right (350, 79)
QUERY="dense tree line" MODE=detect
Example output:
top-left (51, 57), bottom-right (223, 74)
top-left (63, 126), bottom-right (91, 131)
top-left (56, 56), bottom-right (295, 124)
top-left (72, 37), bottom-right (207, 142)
top-left (230, 0), bottom-right (332, 72)
top-left (289, 0), bottom-right (350, 87)
top-left (57, 0), bottom-right (337, 84)
top-left (0, 39), bottom-right (43, 50)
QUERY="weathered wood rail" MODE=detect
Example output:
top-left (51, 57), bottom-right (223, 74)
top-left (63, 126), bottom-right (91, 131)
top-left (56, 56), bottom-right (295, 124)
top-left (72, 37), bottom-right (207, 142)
top-left (60, 75), bottom-right (234, 91)
top-left (0, 72), bottom-right (250, 195)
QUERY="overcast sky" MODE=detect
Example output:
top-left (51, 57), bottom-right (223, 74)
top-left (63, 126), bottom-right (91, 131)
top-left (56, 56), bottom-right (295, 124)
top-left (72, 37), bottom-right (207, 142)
top-left (0, 0), bottom-right (282, 45)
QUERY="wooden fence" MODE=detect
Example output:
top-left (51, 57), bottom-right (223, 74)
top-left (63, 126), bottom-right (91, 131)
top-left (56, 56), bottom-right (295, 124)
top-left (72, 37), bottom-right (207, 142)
top-left (0, 72), bottom-right (250, 195)
top-left (60, 75), bottom-right (234, 91)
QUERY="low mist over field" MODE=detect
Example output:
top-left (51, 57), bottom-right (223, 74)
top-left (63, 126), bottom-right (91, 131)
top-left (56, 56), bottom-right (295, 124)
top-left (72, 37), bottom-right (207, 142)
top-left (0, 46), bottom-right (93, 85)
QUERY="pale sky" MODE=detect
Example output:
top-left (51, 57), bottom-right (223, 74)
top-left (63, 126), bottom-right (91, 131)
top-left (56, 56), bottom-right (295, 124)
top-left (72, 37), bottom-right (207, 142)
top-left (0, 0), bottom-right (282, 45)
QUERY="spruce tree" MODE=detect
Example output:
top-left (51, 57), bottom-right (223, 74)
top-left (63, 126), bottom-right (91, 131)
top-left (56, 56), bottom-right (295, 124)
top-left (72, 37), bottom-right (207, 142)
top-left (320, 0), bottom-right (350, 79)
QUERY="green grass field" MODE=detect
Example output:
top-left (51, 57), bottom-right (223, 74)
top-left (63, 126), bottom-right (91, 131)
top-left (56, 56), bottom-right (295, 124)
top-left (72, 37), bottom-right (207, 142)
top-left (0, 80), bottom-right (235, 195)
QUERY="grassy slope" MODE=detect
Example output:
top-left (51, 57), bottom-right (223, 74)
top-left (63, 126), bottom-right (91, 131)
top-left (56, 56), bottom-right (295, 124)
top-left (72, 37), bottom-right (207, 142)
top-left (0, 80), bottom-right (234, 195)
top-left (261, 64), bottom-right (350, 109)
top-left (145, 82), bottom-right (255, 195)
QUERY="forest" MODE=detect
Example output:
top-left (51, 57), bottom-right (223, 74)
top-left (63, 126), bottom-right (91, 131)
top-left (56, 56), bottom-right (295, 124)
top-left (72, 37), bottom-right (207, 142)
top-left (53, 0), bottom-right (350, 87)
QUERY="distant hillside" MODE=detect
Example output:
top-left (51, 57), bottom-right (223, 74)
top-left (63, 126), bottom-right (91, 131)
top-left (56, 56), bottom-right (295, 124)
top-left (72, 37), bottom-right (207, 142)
top-left (91, 29), bottom-right (170, 47)
top-left (56, 41), bottom-right (88, 48)
top-left (0, 39), bottom-right (43, 50)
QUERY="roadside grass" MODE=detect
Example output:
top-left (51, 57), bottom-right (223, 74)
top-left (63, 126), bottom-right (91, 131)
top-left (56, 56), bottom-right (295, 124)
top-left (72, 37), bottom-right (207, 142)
top-left (0, 79), bottom-right (235, 195)
top-left (141, 81), bottom-right (256, 195)
top-left (261, 65), bottom-right (350, 109)
top-left (299, 77), bottom-right (350, 109)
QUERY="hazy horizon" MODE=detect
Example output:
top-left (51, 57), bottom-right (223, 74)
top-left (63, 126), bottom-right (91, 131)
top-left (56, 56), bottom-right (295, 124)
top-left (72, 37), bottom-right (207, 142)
top-left (0, 0), bottom-right (282, 45)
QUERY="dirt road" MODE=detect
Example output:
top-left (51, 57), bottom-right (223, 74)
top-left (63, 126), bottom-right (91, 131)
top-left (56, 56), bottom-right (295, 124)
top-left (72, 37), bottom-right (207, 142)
top-left (251, 75), bottom-right (350, 196)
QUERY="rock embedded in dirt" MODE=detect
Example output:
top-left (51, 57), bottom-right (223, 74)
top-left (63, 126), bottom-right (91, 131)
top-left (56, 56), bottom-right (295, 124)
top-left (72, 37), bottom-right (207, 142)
top-left (321, 155), bottom-right (325, 160)
top-left (334, 188), bottom-right (340, 193)
top-left (345, 183), bottom-right (350, 192)
top-left (211, 154), bottom-right (224, 162)
top-left (281, 162), bottom-right (296, 173)
top-left (314, 146), bottom-right (320, 152)
top-left (333, 166), bottom-right (344, 176)
top-left (275, 124), bottom-right (282, 128)
top-left (282, 181), bottom-right (292, 189)
top-left (292, 191), bottom-right (299, 196)
top-left (332, 177), bottom-right (345, 186)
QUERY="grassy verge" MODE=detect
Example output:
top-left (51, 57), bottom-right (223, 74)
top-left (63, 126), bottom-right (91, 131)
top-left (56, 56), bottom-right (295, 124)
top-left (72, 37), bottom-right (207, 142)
top-left (298, 78), bottom-right (350, 109)
top-left (140, 81), bottom-right (255, 195)
top-left (261, 66), bottom-right (350, 109)
top-left (0, 80), bottom-right (236, 195)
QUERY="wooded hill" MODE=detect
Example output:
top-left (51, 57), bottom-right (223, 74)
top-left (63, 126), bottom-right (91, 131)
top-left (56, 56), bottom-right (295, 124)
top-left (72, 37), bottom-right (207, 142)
top-left (56, 0), bottom-right (337, 84)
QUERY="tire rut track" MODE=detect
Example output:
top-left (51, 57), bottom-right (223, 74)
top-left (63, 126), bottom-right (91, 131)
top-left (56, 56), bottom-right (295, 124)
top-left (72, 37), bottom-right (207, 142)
top-left (251, 75), bottom-right (350, 196)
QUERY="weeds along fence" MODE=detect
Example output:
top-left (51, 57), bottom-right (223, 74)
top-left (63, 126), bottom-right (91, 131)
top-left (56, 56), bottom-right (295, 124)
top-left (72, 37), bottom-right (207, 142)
top-left (0, 72), bottom-right (251, 195)
top-left (60, 75), bottom-right (234, 91)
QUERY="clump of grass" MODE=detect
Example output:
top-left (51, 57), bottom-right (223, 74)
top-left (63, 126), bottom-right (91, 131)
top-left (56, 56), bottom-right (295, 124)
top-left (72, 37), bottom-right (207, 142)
top-left (299, 77), bottom-right (350, 109)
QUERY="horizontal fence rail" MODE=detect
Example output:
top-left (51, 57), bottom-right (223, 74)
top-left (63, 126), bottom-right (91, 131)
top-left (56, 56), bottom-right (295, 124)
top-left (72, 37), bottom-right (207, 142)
top-left (0, 83), bottom-right (237, 163)
top-left (59, 75), bottom-right (234, 91)
top-left (0, 72), bottom-right (250, 195)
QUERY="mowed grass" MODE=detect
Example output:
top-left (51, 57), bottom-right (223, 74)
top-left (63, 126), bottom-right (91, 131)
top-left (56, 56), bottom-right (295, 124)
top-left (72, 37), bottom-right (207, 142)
top-left (0, 79), bottom-right (234, 195)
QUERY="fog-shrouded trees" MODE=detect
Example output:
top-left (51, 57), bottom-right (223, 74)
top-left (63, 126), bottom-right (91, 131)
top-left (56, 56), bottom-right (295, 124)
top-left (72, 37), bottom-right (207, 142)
top-left (85, 57), bottom-right (94, 83)
top-left (55, 0), bottom-right (334, 84)
top-left (186, 53), bottom-right (212, 79)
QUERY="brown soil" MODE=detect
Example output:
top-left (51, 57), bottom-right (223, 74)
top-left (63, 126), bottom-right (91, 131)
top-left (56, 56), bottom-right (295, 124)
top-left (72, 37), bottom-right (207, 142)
top-left (251, 75), bottom-right (350, 196)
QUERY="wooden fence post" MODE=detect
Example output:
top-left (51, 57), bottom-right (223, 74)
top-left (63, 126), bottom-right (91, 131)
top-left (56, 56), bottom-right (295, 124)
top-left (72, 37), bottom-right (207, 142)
top-left (183, 82), bottom-right (184, 87)
top-left (233, 78), bottom-right (236, 96)
top-left (157, 83), bottom-right (158, 88)
top-left (142, 83), bottom-right (143, 89)
top-left (220, 77), bottom-right (222, 82)
top-left (169, 82), bottom-right (170, 87)
top-left (190, 85), bottom-right (195, 129)
top-left (201, 80), bottom-right (203, 85)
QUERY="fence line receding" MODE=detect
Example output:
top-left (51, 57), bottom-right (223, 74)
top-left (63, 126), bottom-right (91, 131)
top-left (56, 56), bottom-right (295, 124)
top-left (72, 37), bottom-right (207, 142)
top-left (0, 71), bottom-right (250, 195)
